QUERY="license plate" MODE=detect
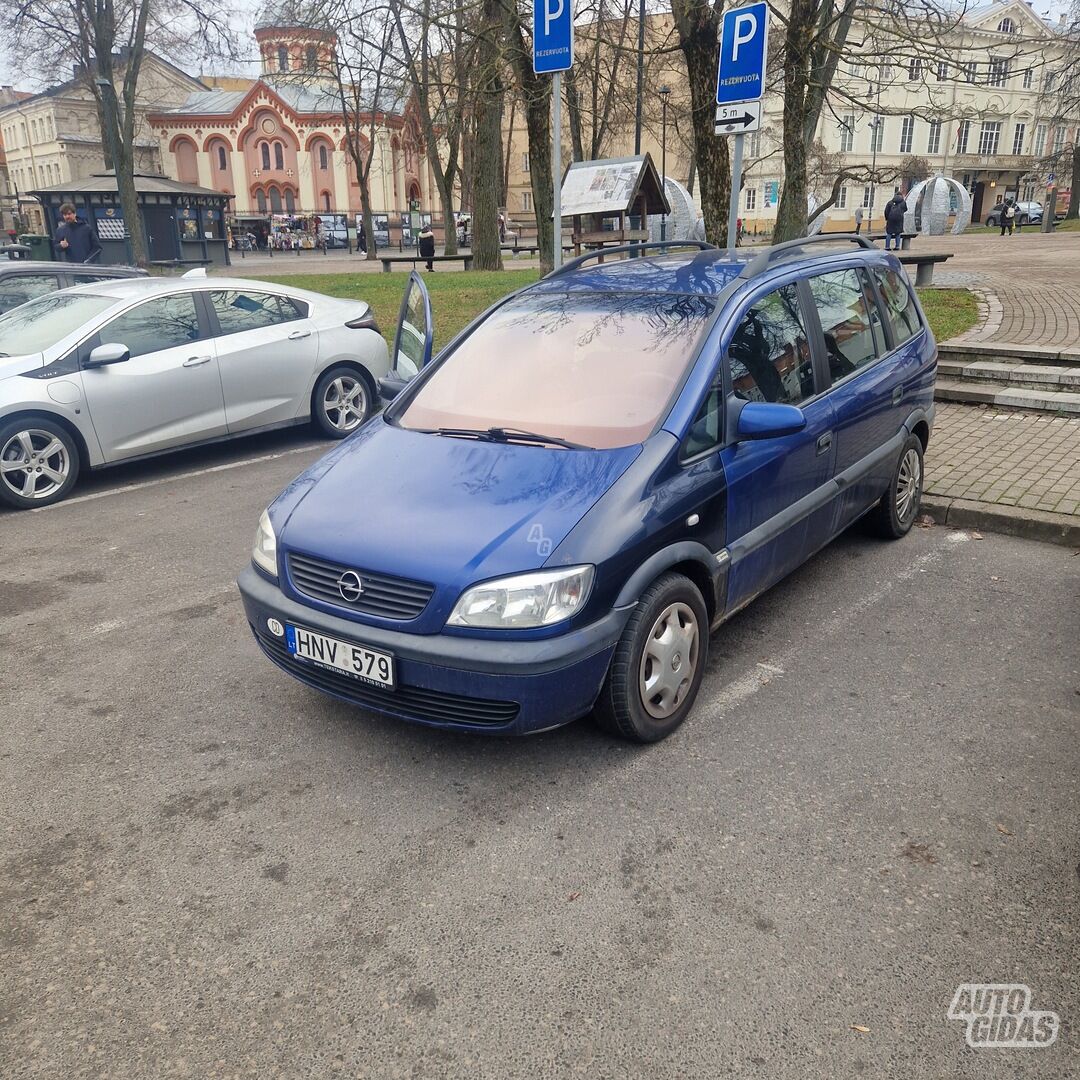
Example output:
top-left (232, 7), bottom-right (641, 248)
top-left (286, 624), bottom-right (394, 689)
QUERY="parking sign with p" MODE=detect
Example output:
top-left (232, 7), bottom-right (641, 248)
top-left (715, 1), bottom-right (769, 105)
top-left (533, 0), bottom-right (573, 74)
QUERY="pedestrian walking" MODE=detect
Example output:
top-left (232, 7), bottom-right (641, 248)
top-left (418, 224), bottom-right (436, 271)
top-left (854, 206), bottom-right (864, 235)
top-left (1000, 199), bottom-right (1016, 236)
top-left (55, 203), bottom-right (102, 264)
top-left (884, 190), bottom-right (907, 251)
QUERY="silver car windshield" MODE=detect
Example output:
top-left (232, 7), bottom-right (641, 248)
top-left (0, 293), bottom-right (116, 356)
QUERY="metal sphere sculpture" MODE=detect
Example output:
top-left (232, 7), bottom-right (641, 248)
top-left (903, 175), bottom-right (972, 236)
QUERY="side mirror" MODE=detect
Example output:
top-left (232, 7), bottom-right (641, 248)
top-left (736, 401), bottom-right (806, 440)
top-left (84, 342), bottom-right (130, 368)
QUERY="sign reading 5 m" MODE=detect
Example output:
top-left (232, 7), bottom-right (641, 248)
top-left (533, 0), bottom-right (574, 74)
top-left (715, 1), bottom-right (769, 105)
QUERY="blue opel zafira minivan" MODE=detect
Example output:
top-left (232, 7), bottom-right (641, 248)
top-left (238, 237), bottom-right (936, 742)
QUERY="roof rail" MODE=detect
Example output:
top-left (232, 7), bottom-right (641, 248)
top-left (546, 240), bottom-right (718, 278)
top-left (739, 233), bottom-right (875, 279)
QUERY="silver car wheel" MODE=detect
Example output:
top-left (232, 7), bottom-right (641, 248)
top-left (896, 447), bottom-right (922, 523)
top-left (0, 429), bottom-right (71, 501)
top-left (322, 375), bottom-right (368, 433)
top-left (639, 601), bottom-right (700, 720)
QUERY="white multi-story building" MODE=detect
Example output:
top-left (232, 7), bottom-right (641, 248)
top-left (0, 52), bottom-right (202, 230)
top-left (740, 0), bottom-right (1078, 231)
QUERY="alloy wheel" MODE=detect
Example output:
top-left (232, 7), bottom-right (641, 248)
top-left (896, 447), bottom-right (922, 523)
top-left (322, 375), bottom-right (368, 433)
top-left (638, 601), bottom-right (700, 719)
top-left (0, 429), bottom-right (71, 502)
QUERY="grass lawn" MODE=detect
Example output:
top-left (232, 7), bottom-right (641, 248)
top-left (916, 287), bottom-right (979, 341)
top-left (253, 268), bottom-right (980, 349)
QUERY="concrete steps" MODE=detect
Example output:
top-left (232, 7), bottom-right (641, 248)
top-left (934, 342), bottom-right (1080, 415)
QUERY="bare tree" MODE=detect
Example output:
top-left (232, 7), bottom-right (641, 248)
top-left (3, 0), bottom-right (233, 267)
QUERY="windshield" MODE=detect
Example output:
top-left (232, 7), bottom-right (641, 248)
top-left (0, 293), bottom-right (115, 356)
top-left (397, 291), bottom-right (715, 449)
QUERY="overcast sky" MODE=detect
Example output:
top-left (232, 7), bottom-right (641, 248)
top-left (0, 0), bottom-right (1074, 90)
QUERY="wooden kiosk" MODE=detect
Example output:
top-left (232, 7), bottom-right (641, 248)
top-left (560, 155), bottom-right (671, 258)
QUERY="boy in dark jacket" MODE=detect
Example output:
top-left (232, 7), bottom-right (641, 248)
top-left (55, 203), bottom-right (102, 263)
top-left (884, 191), bottom-right (907, 251)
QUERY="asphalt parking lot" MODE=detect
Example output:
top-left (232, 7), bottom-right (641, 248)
top-left (1, 431), bottom-right (1077, 1079)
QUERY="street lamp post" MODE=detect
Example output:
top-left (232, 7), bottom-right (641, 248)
top-left (659, 85), bottom-right (670, 242)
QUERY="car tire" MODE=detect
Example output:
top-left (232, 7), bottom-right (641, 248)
top-left (1019, 214), bottom-right (1029, 226)
top-left (312, 365), bottom-right (373, 439)
top-left (865, 433), bottom-right (924, 540)
top-left (595, 572), bottom-right (709, 743)
top-left (0, 416), bottom-right (80, 510)
top-left (985, 215), bottom-right (997, 227)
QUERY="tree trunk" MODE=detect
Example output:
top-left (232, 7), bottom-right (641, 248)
top-left (471, 2), bottom-right (504, 272)
top-left (1067, 142), bottom-right (1080, 219)
top-left (357, 168), bottom-right (377, 259)
top-left (505, 1), bottom-right (554, 272)
top-left (564, 66), bottom-right (585, 161)
top-left (98, 70), bottom-right (147, 267)
top-left (671, 0), bottom-right (730, 245)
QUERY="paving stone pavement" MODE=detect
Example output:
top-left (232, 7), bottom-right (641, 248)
top-left (929, 231), bottom-right (1080, 350)
top-left (927, 403), bottom-right (1080, 518)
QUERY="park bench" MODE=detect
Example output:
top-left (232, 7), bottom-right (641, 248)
top-left (867, 232), bottom-right (917, 250)
top-left (380, 253), bottom-right (473, 272)
top-left (898, 252), bottom-right (951, 286)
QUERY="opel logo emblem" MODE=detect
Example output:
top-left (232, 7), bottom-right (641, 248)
top-left (337, 570), bottom-right (364, 602)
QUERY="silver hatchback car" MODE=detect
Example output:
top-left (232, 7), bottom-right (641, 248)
top-left (0, 273), bottom-right (388, 509)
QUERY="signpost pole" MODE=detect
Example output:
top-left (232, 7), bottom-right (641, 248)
top-left (727, 133), bottom-right (744, 252)
top-left (553, 71), bottom-right (562, 270)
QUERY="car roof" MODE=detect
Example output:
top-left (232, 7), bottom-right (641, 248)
top-left (0, 261), bottom-right (144, 275)
top-left (59, 275), bottom-right (324, 299)
top-left (526, 238), bottom-right (898, 300)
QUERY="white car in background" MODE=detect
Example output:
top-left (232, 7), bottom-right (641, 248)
top-left (0, 272), bottom-right (388, 509)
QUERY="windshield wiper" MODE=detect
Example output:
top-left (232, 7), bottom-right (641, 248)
top-left (418, 426), bottom-right (588, 449)
top-left (487, 427), bottom-right (589, 450)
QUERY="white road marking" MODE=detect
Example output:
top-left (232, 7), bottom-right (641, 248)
top-left (702, 531), bottom-right (962, 722)
top-left (30, 443), bottom-right (324, 512)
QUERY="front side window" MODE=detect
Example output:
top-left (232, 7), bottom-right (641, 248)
top-left (0, 272), bottom-right (61, 312)
top-left (0, 293), bottom-right (115, 355)
top-left (809, 269), bottom-right (882, 381)
top-left (98, 293), bottom-right (201, 358)
top-left (875, 268), bottom-right (922, 347)
top-left (728, 284), bottom-right (814, 406)
top-left (397, 292), bottom-right (716, 450)
top-left (211, 290), bottom-right (304, 336)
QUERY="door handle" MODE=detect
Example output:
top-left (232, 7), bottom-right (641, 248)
top-left (816, 432), bottom-right (833, 456)
top-left (183, 355), bottom-right (212, 367)
top-left (892, 385), bottom-right (904, 405)
top-left (288, 329), bottom-right (312, 340)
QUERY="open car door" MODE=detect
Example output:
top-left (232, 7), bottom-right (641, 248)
top-left (380, 271), bottom-right (434, 402)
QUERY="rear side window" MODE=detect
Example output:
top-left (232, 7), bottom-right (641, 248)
top-left (809, 269), bottom-right (882, 381)
top-left (99, 293), bottom-right (201, 357)
top-left (875, 268), bottom-right (922, 346)
top-left (0, 272), bottom-right (61, 312)
top-left (210, 290), bottom-right (306, 335)
top-left (727, 284), bottom-right (814, 406)
top-left (70, 272), bottom-right (126, 285)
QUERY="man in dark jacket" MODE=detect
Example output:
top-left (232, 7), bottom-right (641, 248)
top-left (55, 203), bottom-right (102, 263)
top-left (417, 224), bottom-right (436, 271)
top-left (884, 191), bottom-right (907, 251)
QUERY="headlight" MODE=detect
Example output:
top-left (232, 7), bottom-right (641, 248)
top-left (447, 565), bottom-right (594, 629)
top-left (252, 509), bottom-right (278, 577)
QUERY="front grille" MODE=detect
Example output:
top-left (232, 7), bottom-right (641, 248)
top-left (287, 551), bottom-right (434, 620)
top-left (253, 627), bottom-right (520, 727)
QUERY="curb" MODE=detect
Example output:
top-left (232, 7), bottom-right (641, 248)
top-left (921, 494), bottom-right (1080, 548)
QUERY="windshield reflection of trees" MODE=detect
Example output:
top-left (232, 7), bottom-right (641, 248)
top-left (502, 290), bottom-right (714, 354)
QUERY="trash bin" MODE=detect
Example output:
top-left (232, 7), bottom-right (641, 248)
top-left (18, 234), bottom-right (54, 260)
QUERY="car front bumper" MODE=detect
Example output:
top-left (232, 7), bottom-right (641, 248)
top-left (237, 566), bottom-right (628, 735)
